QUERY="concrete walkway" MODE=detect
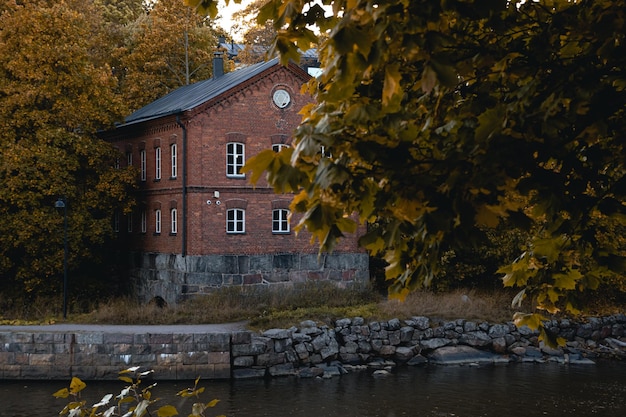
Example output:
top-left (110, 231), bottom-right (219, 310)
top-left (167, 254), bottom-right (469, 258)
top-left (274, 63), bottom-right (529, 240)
top-left (0, 322), bottom-right (249, 334)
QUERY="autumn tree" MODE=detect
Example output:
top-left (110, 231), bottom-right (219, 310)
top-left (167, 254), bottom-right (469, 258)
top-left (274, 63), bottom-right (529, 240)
top-left (189, 0), bottom-right (626, 339)
top-left (118, 0), bottom-right (220, 112)
top-left (229, 0), bottom-right (276, 64)
top-left (0, 0), bottom-right (137, 299)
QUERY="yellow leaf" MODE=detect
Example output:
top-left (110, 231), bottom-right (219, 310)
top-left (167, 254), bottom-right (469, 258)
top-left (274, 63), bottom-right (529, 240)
top-left (553, 270), bottom-right (581, 290)
top-left (206, 399), bottom-right (220, 408)
top-left (53, 387), bottom-right (70, 398)
top-left (383, 63), bottom-right (402, 109)
top-left (513, 312), bottom-right (545, 331)
top-left (69, 377), bottom-right (87, 394)
top-left (475, 204), bottom-right (500, 228)
top-left (157, 405), bottom-right (179, 417)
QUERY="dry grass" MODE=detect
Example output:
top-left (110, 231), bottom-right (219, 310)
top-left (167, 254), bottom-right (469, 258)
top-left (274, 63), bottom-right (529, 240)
top-left (0, 283), bottom-right (581, 329)
top-left (379, 288), bottom-right (524, 324)
top-left (66, 284), bottom-right (526, 329)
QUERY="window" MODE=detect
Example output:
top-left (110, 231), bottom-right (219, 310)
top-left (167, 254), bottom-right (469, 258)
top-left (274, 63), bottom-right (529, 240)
top-left (170, 208), bottom-right (177, 234)
top-left (127, 152), bottom-right (133, 166)
top-left (141, 210), bottom-right (147, 233)
top-left (155, 146), bottom-right (161, 180)
top-left (226, 142), bottom-right (245, 177)
top-left (113, 211), bottom-right (120, 233)
top-left (272, 144), bottom-right (289, 153)
top-left (170, 143), bottom-right (177, 178)
top-left (140, 150), bottom-right (146, 181)
top-left (227, 208), bottom-right (245, 233)
top-left (127, 214), bottom-right (133, 233)
top-left (155, 209), bottom-right (161, 234)
top-left (272, 209), bottom-right (290, 233)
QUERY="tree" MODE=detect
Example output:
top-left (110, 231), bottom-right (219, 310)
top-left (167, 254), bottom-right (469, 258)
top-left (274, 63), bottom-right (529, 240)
top-left (118, 0), bottom-right (220, 111)
top-left (230, 0), bottom-right (277, 64)
top-left (0, 0), bottom-right (137, 298)
top-left (190, 0), bottom-right (626, 340)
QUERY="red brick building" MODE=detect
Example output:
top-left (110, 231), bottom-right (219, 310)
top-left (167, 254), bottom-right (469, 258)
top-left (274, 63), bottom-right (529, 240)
top-left (103, 56), bottom-right (369, 304)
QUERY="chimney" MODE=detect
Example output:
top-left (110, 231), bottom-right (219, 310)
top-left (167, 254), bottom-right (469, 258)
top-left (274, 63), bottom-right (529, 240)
top-left (213, 51), bottom-right (224, 79)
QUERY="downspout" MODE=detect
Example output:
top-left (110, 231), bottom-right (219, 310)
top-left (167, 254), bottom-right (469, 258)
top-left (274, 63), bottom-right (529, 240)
top-left (176, 114), bottom-right (188, 257)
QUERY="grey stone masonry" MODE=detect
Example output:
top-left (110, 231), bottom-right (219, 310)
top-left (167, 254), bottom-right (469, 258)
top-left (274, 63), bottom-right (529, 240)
top-left (0, 329), bottom-right (232, 380)
top-left (129, 252), bottom-right (370, 305)
top-left (1, 314), bottom-right (625, 380)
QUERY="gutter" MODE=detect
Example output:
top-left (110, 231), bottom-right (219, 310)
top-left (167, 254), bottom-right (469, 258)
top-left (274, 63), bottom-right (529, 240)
top-left (176, 114), bottom-right (188, 257)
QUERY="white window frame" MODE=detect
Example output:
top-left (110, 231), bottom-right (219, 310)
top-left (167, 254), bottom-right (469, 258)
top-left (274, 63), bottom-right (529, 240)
top-left (141, 210), bottom-right (147, 233)
top-left (226, 142), bottom-right (245, 178)
top-left (127, 152), bottom-right (133, 166)
top-left (127, 214), bottom-right (133, 233)
top-left (226, 208), bottom-right (245, 234)
top-left (170, 143), bottom-right (177, 178)
top-left (272, 208), bottom-right (290, 233)
top-left (155, 209), bottom-right (161, 234)
top-left (272, 144), bottom-right (289, 153)
top-left (170, 208), bottom-right (177, 234)
top-left (113, 211), bottom-right (120, 232)
top-left (140, 149), bottom-right (146, 181)
top-left (155, 146), bottom-right (161, 180)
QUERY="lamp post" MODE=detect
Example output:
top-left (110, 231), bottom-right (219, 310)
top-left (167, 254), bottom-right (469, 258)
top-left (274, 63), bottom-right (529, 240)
top-left (55, 197), bottom-right (68, 320)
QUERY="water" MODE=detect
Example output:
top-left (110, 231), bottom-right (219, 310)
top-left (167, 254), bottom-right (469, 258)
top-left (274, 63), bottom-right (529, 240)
top-left (1, 362), bottom-right (625, 417)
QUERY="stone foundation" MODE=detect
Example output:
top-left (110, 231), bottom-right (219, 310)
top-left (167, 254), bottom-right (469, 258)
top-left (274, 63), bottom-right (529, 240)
top-left (127, 252), bottom-right (370, 304)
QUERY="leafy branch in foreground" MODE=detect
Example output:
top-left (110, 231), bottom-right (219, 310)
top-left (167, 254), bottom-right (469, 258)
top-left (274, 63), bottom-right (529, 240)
top-left (188, 1), bottom-right (626, 345)
top-left (53, 367), bottom-right (224, 417)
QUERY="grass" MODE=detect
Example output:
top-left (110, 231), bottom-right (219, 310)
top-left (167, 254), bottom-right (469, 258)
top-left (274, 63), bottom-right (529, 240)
top-left (0, 282), bottom-right (531, 330)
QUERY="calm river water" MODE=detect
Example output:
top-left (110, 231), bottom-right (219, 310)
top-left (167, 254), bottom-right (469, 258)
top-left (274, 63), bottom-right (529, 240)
top-left (1, 362), bottom-right (625, 417)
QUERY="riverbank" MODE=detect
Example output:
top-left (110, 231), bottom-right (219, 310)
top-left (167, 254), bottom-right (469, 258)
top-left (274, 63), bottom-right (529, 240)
top-left (0, 315), bottom-right (624, 380)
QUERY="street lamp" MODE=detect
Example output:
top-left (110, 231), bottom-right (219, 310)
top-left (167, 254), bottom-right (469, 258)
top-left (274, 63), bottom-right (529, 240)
top-left (55, 197), bottom-right (68, 319)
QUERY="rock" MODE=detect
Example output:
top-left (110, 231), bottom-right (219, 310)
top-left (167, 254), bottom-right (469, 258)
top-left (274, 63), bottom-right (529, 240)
top-left (412, 316), bottom-right (431, 330)
top-left (459, 331), bottom-right (492, 347)
top-left (388, 318), bottom-right (401, 330)
top-left (420, 338), bottom-right (452, 350)
top-left (407, 354), bottom-right (428, 366)
top-left (263, 329), bottom-right (292, 339)
top-left (233, 367), bottom-right (266, 379)
top-left (488, 324), bottom-right (510, 338)
top-left (428, 345), bottom-right (496, 365)
top-left (268, 363), bottom-right (295, 377)
top-left (394, 346), bottom-right (416, 362)
top-left (372, 369), bottom-right (391, 378)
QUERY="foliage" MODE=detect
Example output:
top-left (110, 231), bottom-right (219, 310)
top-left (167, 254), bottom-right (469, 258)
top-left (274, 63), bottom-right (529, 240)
top-left (191, 0), bottom-right (626, 342)
top-left (0, 0), bottom-right (137, 296)
top-left (230, 0), bottom-right (277, 65)
top-left (54, 367), bottom-right (224, 417)
top-left (116, 0), bottom-right (221, 112)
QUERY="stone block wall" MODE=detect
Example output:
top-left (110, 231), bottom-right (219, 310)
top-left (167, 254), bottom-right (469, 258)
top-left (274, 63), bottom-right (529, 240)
top-left (0, 330), bottom-right (233, 380)
top-left (129, 252), bottom-right (370, 304)
top-left (2, 315), bottom-right (624, 381)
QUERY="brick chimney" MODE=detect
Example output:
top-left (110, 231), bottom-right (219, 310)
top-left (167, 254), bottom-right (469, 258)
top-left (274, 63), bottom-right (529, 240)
top-left (213, 52), bottom-right (224, 79)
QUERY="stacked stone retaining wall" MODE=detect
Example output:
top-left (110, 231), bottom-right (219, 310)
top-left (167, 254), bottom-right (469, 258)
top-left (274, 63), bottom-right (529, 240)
top-left (1, 315), bottom-right (624, 380)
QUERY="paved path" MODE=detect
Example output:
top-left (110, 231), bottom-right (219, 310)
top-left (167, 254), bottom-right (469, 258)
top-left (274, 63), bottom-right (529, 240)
top-left (0, 322), bottom-right (249, 333)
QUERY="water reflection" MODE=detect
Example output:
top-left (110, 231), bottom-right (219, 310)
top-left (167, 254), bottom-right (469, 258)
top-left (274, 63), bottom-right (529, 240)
top-left (1, 362), bottom-right (624, 417)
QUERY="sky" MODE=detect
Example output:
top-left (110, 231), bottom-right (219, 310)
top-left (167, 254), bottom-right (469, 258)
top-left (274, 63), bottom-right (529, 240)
top-left (216, 0), bottom-right (252, 40)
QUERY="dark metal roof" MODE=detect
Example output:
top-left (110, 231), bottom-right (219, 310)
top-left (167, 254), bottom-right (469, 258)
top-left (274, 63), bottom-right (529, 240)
top-left (122, 58), bottom-right (281, 127)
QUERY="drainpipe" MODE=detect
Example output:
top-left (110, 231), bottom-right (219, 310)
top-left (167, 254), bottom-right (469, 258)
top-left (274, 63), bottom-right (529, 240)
top-left (176, 114), bottom-right (188, 257)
